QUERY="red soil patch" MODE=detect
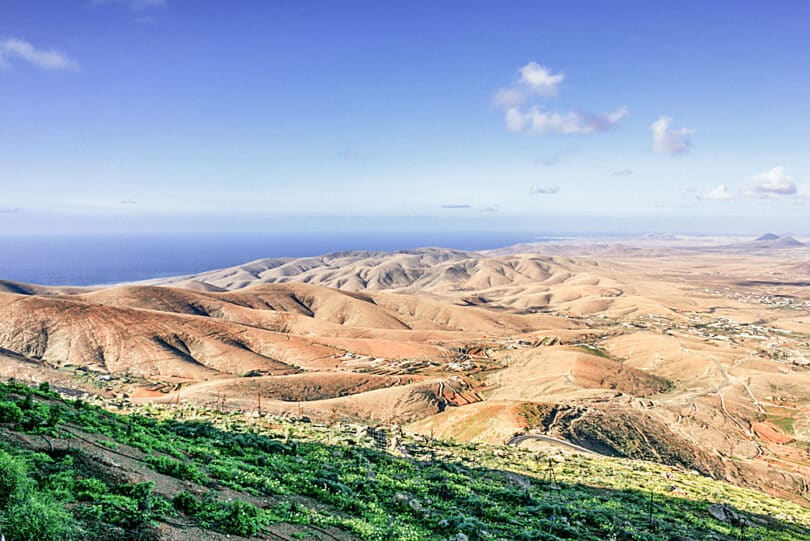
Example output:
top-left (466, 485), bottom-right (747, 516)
top-left (752, 421), bottom-right (795, 444)
top-left (128, 388), bottom-right (167, 399)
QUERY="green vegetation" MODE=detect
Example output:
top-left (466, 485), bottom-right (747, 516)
top-left (767, 415), bottom-right (797, 435)
top-left (574, 343), bottom-right (613, 359)
top-left (0, 380), bottom-right (809, 540)
top-left (0, 450), bottom-right (82, 540)
top-left (518, 402), bottom-right (555, 429)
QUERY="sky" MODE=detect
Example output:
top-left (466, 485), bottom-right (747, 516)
top-left (2, 0), bottom-right (810, 236)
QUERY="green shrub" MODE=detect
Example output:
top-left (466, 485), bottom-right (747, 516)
top-left (20, 393), bottom-right (34, 410)
top-left (0, 451), bottom-right (81, 541)
top-left (0, 400), bottom-right (24, 424)
top-left (146, 455), bottom-right (204, 483)
top-left (19, 402), bottom-right (51, 431)
top-left (46, 404), bottom-right (64, 427)
top-left (1, 495), bottom-right (81, 541)
top-left (74, 477), bottom-right (107, 501)
top-left (41, 470), bottom-right (75, 501)
top-left (173, 492), bottom-right (268, 537)
top-left (116, 481), bottom-right (169, 515)
top-left (207, 500), bottom-right (269, 537)
top-left (0, 450), bottom-right (31, 509)
top-left (173, 491), bottom-right (203, 515)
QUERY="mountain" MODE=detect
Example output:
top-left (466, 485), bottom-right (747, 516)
top-left (753, 233), bottom-right (806, 247)
top-left (773, 236), bottom-right (806, 247)
top-left (717, 234), bottom-right (807, 250)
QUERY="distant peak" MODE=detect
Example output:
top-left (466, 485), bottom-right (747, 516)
top-left (775, 236), bottom-right (806, 247)
top-left (756, 233), bottom-right (780, 241)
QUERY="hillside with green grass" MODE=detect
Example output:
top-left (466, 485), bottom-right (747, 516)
top-left (0, 380), bottom-right (808, 541)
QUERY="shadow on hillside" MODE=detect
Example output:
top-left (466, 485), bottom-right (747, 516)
top-left (1, 381), bottom-right (809, 541)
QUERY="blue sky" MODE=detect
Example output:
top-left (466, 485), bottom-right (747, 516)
top-left (2, 1), bottom-right (810, 235)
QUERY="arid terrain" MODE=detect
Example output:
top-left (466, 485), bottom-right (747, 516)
top-left (2, 234), bottom-right (809, 505)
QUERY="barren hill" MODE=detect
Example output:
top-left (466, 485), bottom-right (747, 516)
top-left (2, 242), bottom-right (810, 504)
top-left (146, 249), bottom-right (579, 294)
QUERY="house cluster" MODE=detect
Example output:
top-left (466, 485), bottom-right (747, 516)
top-left (700, 288), bottom-right (810, 311)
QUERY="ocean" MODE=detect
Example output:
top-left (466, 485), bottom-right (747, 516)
top-left (0, 231), bottom-right (545, 286)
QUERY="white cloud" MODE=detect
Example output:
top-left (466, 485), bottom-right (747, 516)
top-left (604, 107), bottom-right (629, 124)
top-left (504, 107), bottom-right (528, 131)
top-left (744, 166), bottom-right (797, 198)
top-left (530, 184), bottom-right (560, 194)
top-left (650, 116), bottom-right (695, 155)
top-left (519, 61), bottom-right (564, 96)
top-left (492, 61), bottom-right (564, 108)
top-left (506, 106), bottom-right (627, 135)
top-left (699, 184), bottom-right (734, 200)
top-left (493, 61), bottom-right (626, 136)
top-left (491, 87), bottom-right (527, 108)
top-left (0, 38), bottom-right (78, 70)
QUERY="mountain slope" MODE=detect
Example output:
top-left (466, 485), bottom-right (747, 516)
top-left (2, 382), bottom-right (809, 541)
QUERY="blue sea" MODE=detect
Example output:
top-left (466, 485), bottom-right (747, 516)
top-left (0, 232), bottom-right (548, 286)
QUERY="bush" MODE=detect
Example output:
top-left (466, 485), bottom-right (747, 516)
top-left (0, 450), bottom-right (81, 541)
top-left (0, 495), bottom-right (81, 541)
top-left (19, 402), bottom-right (52, 431)
top-left (0, 450), bottom-right (30, 508)
top-left (172, 491), bottom-right (203, 515)
top-left (146, 455), bottom-right (205, 483)
top-left (0, 401), bottom-right (24, 424)
top-left (208, 500), bottom-right (269, 537)
top-left (74, 477), bottom-right (107, 501)
top-left (173, 492), bottom-right (268, 537)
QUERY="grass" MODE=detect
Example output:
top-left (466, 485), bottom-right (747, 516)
top-left (0, 380), bottom-right (809, 540)
top-left (767, 415), bottom-right (797, 435)
top-left (574, 343), bottom-right (614, 360)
